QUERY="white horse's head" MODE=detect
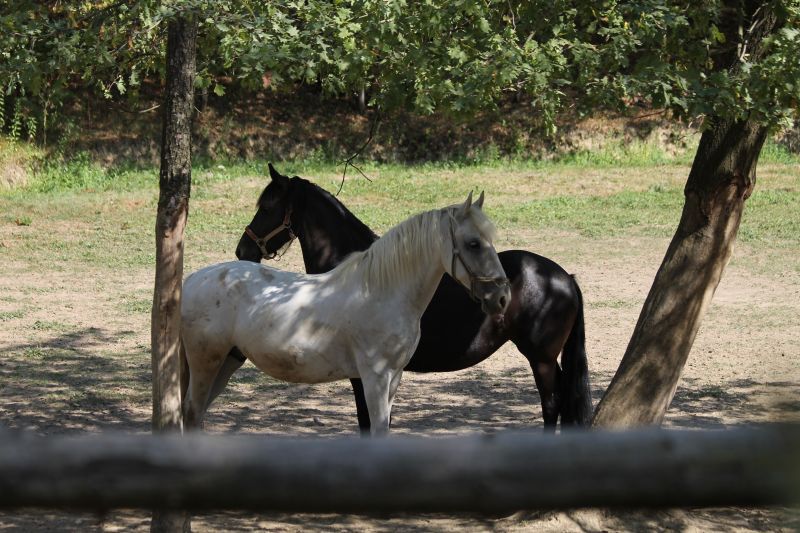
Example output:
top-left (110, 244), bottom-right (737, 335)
top-left (446, 192), bottom-right (510, 316)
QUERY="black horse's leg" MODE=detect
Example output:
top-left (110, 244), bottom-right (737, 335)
top-left (530, 360), bottom-right (562, 431)
top-left (350, 378), bottom-right (372, 435)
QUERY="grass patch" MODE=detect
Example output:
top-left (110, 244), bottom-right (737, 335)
top-left (551, 138), bottom-right (695, 167)
top-left (0, 310), bottom-right (25, 321)
top-left (0, 310), bottom-right (25, 322)
top-left (1, 153), bottom-right (797, 273)
top-left (31, 320), bottom-right (70, 332)
top-left (22, 346), bottom-right (46, 359)
top-left (26, 153), bottom-right (154, 193)
top-left (0, 136), bottom-right (41, 188)
top-left (589, 298), bottom-right (634, 309)
top-left (492, 188), bottom-right (684, 238)
top-left (120, 296), bottom-right (152, 315)
top-left (739, 189), bottom-right (800, 243)
top-left (760, 139), bottom-right (800, 165)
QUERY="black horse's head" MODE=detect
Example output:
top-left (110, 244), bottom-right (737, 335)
top-left (235, 163), bottom-right (299, 262)
top-left (236, 164), bottom-right (379, 271)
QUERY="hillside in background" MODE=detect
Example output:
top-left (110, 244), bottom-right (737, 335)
top-left (2, 86), bottom-right (798, 189)
top-left (67, 87), bottom-right (702, 166)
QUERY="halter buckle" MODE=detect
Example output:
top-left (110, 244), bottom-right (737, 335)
top-left (244, 208), bottom-right (295, 260)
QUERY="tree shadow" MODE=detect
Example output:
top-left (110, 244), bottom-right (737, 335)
top-left (2, 338), bottom-right (798, 531)
top-left (0, 327), bottom-right (150, 435)
top-left (504, 506), bottom-right (800, 532)
top-left (197, 361), bottom-right (590, 436)
top-left (666, 377), bottom-right (800, 428)
top-left (170, 363), bottom-right (800, 437)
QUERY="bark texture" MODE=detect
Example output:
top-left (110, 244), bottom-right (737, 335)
top-left (593, 1), bottom-right (778, 428)
top-left (150, 14), bottom-right (197, 533)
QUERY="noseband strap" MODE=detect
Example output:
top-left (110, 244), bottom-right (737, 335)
top-left (245, 208), bottom-right (295, 260)
top-left (449, 214), bottom-right (509, 302)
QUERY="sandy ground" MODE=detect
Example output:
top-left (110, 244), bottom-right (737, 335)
top-left (0, 222), bottom-right (798, 530)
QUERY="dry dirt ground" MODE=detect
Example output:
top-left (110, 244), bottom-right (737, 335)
top-left (0, 179), bottom-right (798, 530)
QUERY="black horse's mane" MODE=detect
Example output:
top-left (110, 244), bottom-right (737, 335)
top-left (292, 176), bottom-right (379, 240)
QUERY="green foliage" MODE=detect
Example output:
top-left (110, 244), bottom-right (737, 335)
top-left (1, 0), bottom-right (798, 146)
top-left (0, 1), bottom-right (166, 141)
top-left (570, 1), bottom-right (800, 128)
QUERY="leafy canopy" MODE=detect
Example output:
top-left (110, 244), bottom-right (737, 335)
top-left (1, 0), bottom-right (798, 141)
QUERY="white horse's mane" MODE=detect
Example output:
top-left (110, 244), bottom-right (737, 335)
top-left (333, 204), bottom-right (496, 293)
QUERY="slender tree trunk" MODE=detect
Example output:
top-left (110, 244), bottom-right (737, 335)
top-left (592, 1), bottom-right (779, 428)
top-left (150, 14), bottom-right (197, 533)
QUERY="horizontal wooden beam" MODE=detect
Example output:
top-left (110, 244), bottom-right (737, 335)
top-left (0, 425), bottom-right (798, 513)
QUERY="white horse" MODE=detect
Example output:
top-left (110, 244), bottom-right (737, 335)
top-left (180, 192), bottom-right (510, 435)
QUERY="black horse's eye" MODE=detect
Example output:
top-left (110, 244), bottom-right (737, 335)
top-left (467, 239), bottom-right (480, 250)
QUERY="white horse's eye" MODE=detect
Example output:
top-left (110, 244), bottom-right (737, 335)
top-left (468, 240), bottom-right (480, 249)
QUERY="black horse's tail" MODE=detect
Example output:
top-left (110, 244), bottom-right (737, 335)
top-left (559, 276), bottom-right (593, 427)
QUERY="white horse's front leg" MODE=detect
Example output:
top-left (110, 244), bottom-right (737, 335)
top-left (387, 369), bottom-right (404, 413)
top-left (359, 369), bottom-right (394, 437)
top-left (356, 339), bottom-right (412, 436)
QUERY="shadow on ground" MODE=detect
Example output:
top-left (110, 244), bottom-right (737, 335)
top-left (667, 377), bottom-right (800, 428)
top-left (0, 327), bottom-right (150, 435)
top-left (2, 338), bottom-right (798, 531)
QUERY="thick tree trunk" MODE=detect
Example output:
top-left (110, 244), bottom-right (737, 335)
top-left (593, 118), bottom-right (766, 427)
top-left (150, 14), bottom-right (197, 533)
top-left (592, 0), bottom-right (779, 428)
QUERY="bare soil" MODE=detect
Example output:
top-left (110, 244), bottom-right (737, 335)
top-left (0, 166), bottom-right (799, 530)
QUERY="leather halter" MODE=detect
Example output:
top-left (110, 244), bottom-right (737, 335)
top-left (244, 207), bottom-right (295, 260)
top-left (448, 214), bottom-right (509, 302)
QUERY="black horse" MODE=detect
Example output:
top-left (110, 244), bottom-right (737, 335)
top-left (232, 164), bottom-right (593, 431)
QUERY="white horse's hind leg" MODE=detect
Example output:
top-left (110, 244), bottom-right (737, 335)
top-left (182, 343), bottom-right (229, 430)
top-left (206, 350), bottom-right (246, 409)
top-left (183, 378), bottom-right (206, 430)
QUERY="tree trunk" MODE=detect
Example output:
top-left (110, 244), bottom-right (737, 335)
top-left (592, 1), bottom-right (780, 428)
top-left (592, 116), bottom-right (767, 427)
top-left (150, 14), bottom-right (197, 533)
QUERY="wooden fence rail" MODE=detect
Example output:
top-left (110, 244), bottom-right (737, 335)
top-left (1, 425), bottom-right (798, 513)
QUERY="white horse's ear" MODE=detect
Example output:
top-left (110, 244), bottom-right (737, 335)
top-left (268, 163), bottom-right (288, 184)
top-left (474, 191), bottom-right (485, 210)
